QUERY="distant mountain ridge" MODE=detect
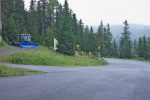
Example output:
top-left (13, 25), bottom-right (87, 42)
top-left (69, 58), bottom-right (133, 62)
top-left (93, 24), bottom-right (150, 40)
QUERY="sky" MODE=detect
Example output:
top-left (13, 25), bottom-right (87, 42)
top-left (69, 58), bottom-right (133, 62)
top-left (24, 0), bottom-right (150, 26)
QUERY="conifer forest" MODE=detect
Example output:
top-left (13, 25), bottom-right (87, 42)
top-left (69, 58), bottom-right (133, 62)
top-left (1, 0), bottom-right (150, 60)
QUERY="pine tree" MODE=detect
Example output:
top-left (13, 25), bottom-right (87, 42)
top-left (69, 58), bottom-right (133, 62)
top-left (147, 37), bottom-right (150, 59)
top-left (72, 13), bottom-right (78, 44)
top-left (119, 20), bottom-right (132, 58)
top-left (89, 26), bottom-right (96, 53)
top-left (133, 39), bottom-right (138, 58)
top-left (46, 0), bottom-right (58, 27)
top-left (142, 36), bottom-right (148, 59)
top-left (13, 0), bottom-right (26, 33)
top-left (0, 0), bottom-right (2, 42)
top-left (57, 0), bottom-right (75, 55)
top-left (138, 36), bottom-right (149, 59)
top-left (2, 0), bottom-right (26, 43)
top-left (27, 0), bottom-right (39, 42)
top-left (138, 37), bottom-right (143, 58)
top-left (55, 4), bottom-right (62, 37)
top-left (105, 23), bottom-right (113, 56)
top-left (96, 20), bottom-right (106, 57)
top-left (2, 18), bottom-right (17, 43)
top-left (111, 39), bottom-right (118, 57)
top-left (44, 0), bottom-right (59, 47)
top-left (38, 0), bottom-right (47, 37)
top-left (84, 26), bottom-right (90, 52)
top-left (78, 19), bottom-right (84, 51)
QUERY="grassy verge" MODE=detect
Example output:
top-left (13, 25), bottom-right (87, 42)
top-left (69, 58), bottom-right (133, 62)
top-left (0, 64), bottom-right (44, 77)
top-left (0, 47), bottom-right (107, 66)
top-left (0, 41), bottom-right (9, 49)
top-left (132, 58), bottom-right (150, 62)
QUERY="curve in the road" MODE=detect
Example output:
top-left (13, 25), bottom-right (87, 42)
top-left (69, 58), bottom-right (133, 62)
top-left (0, 58), bottom-right (150, 100)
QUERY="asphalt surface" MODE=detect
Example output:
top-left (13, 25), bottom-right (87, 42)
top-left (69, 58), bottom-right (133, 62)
top-left (0, 58), bottom-right (150, 100)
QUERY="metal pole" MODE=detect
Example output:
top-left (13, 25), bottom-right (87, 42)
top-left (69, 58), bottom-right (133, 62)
top-left (0, 0), bottom-right (1, 41)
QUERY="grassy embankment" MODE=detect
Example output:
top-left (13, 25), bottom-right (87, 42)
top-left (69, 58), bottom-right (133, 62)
top-left (0, 64), bottom-right (44, 77)
top-left (132, 58), bottom-right (150, 62)
top-left (0, 41), bottom-right (9, 49)
top-left (0, 47), bottom-right (107, 66)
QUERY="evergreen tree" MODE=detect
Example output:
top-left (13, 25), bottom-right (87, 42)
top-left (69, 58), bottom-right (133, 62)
top-left (105, 23), bottom-right (113, 56)
top-left (57, 0), bottom-right (75, 55)
top-left (38, 0), bottom-right (47, 37)
top-left (138, 37), bottom-right (143, 58)
top-left (72, 13), bottom-right (78, 44)
top-left (55, 4), bottom-right (63, 37)
top-left (2, 19), bottom-right (17, 43)
top-left (119, 20), bottom-right (132, 58)
top-left (96, 20), bottom-right (106, 57)
top-left (27, 0), bottom-right (39, 42)
top-left (13, 0), bottom-right (26, 33)
top-left (84, 26), bottom-right (90, 52)
top-left (142, 36), bottom-right (148, 59)
top-left (147, 38), bottom-right (150, 59)
top-left (45, 0), bottom-right (59, 47)
top-left (0, 0), bottom-right (2, 42)
top-left (78, 19), bottom-right (84, 51)
top-left (89, 27), bottom-right (96, 53)
top-left (2, 0), bottom-right (26, 43)
top-left (133, 39), bottom-right (138, 58)
top-left (138, 36), bottom-right (149, 59)
top-left (46, 0), bottom-right (58, 27)
top-left (112, 39), bottom-right (118, 57)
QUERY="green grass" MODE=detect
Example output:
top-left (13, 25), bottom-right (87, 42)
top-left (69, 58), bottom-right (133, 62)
top-left (132, 58), bottom-right (150, 62)
top-left (0, 47), bottom-right (107, 66)
top-left (0, 64), bottom-right (44, 77)
top-left (0, 41), bottom-right (9, 49)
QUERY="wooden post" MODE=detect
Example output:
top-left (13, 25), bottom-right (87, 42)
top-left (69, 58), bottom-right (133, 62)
top-left (0, 0), bottom-right (2, 42)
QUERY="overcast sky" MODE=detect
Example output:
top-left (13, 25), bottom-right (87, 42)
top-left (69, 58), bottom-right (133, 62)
top-left (24, 0), bottom-right (150, 26)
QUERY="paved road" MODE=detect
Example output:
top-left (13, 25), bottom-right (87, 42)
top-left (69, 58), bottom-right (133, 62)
top-left (1, 58), bottom-right (150, 100)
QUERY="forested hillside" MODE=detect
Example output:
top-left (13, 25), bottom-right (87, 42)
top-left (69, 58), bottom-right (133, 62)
top-left (1, 0), bottom-right (114, 56)
top-left (1, 0), bottom-right (150, 60)
top-left (93, 24), bottom-right (150, 41)
top-left (111, 24), bottom-right (150, 40)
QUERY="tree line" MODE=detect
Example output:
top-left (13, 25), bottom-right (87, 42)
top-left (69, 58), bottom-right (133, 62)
top-left (118, 20), bottom-right (150, 60)
top-left (1, 0), bottom-right (150, 60)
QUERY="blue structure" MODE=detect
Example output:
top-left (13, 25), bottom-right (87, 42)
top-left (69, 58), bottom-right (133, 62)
top-left (17, 34), bottom-right (40, 48)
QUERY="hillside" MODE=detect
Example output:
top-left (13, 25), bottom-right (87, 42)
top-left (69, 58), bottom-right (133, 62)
top-left (93, 24), bottom-right (150, 40)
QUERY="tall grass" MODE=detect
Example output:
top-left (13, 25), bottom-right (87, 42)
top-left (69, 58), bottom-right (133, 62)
top-left (0, 41), bottom-right (9, 49)
top-left (132, 58), bottom-right (150, 62)
top-left (0, 47), bottom-right (107, 66)
top-left (0, 64), bottom-right (44, 77)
